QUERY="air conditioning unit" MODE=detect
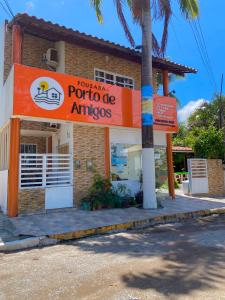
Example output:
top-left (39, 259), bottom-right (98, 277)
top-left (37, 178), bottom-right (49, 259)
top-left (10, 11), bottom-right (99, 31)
top-left (44, 48), bottom-right (58, 68)
top-left (49, 123), bottom-right (60, 129)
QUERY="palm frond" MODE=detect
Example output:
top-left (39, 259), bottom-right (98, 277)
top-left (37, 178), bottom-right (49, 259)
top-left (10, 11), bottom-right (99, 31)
top-left (152, 33), bottom-right (161, 56)
top-left (129, 0), bottom-right (142, 23)
top-left (178, 0), bottom-right (199, 19)
top-left (159, 0), bottom-right (172, 55)
top-left (114, 0), bottom-right (135, 47)
top-left (90, 0), bottom-right (104, 24)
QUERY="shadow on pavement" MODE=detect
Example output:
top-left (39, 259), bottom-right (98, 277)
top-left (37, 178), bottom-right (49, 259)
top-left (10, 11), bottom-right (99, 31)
top-left (70, 216), bottom-right (225, 297)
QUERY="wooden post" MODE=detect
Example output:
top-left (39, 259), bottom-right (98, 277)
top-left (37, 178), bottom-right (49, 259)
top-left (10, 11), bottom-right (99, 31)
top-left (7, 118), bottom-right (20, 217)
top-left (12, 24), bottom-right (22, 64)
top-left (162, 70), bottom-right (175, 199)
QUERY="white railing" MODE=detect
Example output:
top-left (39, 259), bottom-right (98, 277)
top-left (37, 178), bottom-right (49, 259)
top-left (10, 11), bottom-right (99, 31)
top-left (19, 154), bottom-right (73, 189)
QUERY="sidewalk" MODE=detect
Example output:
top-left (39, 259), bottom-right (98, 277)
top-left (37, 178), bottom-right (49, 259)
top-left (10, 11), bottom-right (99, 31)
top-left (1, 194), bottom-right (225, 251)
top-left (0, 212), bottom-right (20, 243)
top-left (11, 194), bottom-right (225, 237)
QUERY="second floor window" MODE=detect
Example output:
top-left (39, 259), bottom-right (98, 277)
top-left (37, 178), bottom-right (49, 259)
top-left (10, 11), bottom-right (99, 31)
top-left (95, 69), bottom-right (134, 89)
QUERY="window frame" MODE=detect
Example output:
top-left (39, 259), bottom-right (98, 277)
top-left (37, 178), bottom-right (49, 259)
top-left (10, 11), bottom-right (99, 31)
top-left (94, 68), bottom-right (135, 89)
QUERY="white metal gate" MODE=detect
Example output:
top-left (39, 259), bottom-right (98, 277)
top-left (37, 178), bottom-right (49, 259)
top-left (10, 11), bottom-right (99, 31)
top-left (188, 158), bottom-right (209, 194)
top-left (20, 154), bottom-right (73, 209)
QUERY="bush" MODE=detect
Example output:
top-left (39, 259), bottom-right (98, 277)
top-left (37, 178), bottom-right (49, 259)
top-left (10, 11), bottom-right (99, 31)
top-left (135, 190), bottom-right (164, 209)
top-left (80, 174), bottom-right (136, 211)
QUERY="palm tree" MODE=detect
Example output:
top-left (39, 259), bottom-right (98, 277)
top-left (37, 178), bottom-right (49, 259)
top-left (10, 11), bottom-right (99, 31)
top-left (91, 0), bottom-right (199, 208)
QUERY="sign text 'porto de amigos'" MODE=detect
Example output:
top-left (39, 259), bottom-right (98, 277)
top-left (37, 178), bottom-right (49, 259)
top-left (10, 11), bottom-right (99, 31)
top-left (13, 64), bottom-right (178, 132)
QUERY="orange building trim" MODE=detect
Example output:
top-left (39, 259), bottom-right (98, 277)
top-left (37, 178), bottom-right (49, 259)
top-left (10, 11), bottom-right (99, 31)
top-left (163, 70), bottom-right (175, 199)
top-left (104, 128), bottom-right (110, 178)
top-left (7, 118), bottom-right (20, 217)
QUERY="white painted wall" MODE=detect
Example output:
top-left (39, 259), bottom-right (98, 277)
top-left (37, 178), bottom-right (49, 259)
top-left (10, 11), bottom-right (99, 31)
top-left (110, 128), bottom-right (166, 147)
top-left (0, 170), bottom-right (8, 214)
top-left (0, 67), bottom-right (14, 128)
top-left (0, 22), bottom-right (5, 91)
top-left (154, 131), bottom-right (167, 147)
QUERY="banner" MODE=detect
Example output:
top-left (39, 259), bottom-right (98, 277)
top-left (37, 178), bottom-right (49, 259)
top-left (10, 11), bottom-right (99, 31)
top-left (13, 64), bottom-right (178, 132)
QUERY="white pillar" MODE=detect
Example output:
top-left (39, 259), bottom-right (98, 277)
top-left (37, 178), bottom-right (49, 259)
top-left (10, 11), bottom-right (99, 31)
top-left (142, 148), bottom-right (157, 209)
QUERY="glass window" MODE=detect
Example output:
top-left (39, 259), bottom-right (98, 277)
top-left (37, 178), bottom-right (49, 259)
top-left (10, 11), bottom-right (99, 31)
top-left (111, 143), bottom-right (141, 181)
top-left (20, 144), bottom-right (37, 154)
top-left (95, 69), bottom-right (134, 89)
top-left (155, 147), bottom-right (168, 188)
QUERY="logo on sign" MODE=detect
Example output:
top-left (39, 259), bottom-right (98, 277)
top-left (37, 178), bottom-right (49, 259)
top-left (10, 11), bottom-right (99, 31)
top-left (30, 77), bottom-right (64, 110)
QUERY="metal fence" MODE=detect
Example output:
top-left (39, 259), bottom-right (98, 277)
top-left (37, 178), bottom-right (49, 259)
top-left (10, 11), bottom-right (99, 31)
top-left (19, 154), bottom-right (73, 189)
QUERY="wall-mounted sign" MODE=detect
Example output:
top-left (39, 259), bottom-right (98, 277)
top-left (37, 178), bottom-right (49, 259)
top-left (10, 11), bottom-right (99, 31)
top-left (153, 95), bottom-right (178, 132)
top-left (13, 64), bottom-right (178, 132)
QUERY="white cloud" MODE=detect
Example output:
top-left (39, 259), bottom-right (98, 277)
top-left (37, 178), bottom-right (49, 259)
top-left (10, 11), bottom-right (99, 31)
top-left (25, 1), bottom-right (35, 12)
top-left (178, 99), bottom-right (208, 123)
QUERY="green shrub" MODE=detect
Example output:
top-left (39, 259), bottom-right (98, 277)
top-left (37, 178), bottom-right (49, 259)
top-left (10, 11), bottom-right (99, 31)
top-left (81, 174), bottom-right (136, 210)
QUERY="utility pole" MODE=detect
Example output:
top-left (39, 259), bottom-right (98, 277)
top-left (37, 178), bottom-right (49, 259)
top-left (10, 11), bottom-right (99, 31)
top-left (219, 74), bottom-right (224, 128)
top-left (219, 74), bottom-right (225, 162)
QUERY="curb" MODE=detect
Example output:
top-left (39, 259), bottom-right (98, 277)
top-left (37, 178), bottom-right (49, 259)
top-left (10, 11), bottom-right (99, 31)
top-left (49, 207), bottom-right (225, 240)
top-left (0, 236), bottom-right (58, 253)
top-left (1, 207), bottom-right (225, 252)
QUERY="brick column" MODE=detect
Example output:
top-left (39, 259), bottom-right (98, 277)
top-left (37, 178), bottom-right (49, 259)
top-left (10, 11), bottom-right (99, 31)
top-left (12, 24), bottom-right (22, 64)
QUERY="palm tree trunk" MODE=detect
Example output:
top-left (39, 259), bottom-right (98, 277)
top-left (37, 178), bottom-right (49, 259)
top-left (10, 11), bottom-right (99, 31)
top-left (141, 0), bottom-right (157, 208)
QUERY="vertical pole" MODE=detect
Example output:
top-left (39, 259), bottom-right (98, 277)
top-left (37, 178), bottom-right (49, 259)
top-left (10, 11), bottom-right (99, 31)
top-left (141, 0), bottom-right (157, 209)
top-left (104, 128), bottom-right (110, 178)
top-left (7, 118), bottom-right (20, 217)
top-left (12, 24), bottom-right (22, 64)
top-left (7, 25), bottom-right (23, 217)
top-left (162, 70), bottom-right (175, 199)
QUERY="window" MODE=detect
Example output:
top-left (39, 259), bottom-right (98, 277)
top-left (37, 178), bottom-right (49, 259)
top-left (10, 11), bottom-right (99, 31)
top-left (95, 69), bottom-right (134, 89)
top-left (155, 147), bottom-right (168, 188)
top-left (111, 143), bottom-right (141, 181)
top-left (51, 93), bottom-right (58, 99)
top-left (20, 144), bottom-right (37, 154)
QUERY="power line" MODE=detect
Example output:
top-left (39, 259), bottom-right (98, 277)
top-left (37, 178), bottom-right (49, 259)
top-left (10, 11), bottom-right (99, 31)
top-left (2, 0), bottom-right (13, 17)
top-left (186, 0), bottom-right (217, 93)
top-left (189, 20), bottom-right (217, 93)
top-left (0, 1), bottom-right (11, 18)
top-left (193, 19), bottom-right (217, 90)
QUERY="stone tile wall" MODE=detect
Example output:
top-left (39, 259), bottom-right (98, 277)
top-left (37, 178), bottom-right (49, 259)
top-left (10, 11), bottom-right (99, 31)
top-left (73, 124), bottom-right (106, 205)
top-left (18, 188), bottom-right (45, 214)
top-left (207, 159), bottom-right (225, 195)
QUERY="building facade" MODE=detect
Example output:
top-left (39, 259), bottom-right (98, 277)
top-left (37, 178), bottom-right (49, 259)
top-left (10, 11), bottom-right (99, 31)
top-left (0, 14), bottom-right (196, 216)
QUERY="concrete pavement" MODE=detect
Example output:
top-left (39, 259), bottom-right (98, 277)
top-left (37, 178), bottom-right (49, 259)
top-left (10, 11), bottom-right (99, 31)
top-left (1, 193), bottom-right (225, 251)
top-left (1, 215), bottom-right (225, 299)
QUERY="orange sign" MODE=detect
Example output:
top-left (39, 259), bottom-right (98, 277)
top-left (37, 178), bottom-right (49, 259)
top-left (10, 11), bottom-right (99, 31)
top-left (153, 95), bottom-right (178, 132)
top-left (13, 64), bottom-right (178, 132)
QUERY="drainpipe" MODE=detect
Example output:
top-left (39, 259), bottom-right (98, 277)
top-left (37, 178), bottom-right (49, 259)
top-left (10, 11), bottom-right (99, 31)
top-left (7, 24), bottom-right (22, 217)
top-left (162, 70), bottom-right (175, 199)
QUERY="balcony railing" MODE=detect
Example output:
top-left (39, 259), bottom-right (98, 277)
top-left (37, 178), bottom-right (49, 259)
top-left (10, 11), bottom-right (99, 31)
top-left (19, 154), bottom-right (73, 189)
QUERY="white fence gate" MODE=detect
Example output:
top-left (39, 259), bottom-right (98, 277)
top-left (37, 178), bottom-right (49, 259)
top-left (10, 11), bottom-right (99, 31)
top-left (20, 154), bottom-right (73, 209)
top-left (188, 158), bottom-right (209, 194)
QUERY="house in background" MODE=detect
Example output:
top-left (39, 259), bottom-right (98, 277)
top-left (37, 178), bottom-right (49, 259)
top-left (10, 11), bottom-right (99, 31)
top-left (0, 14), bottom-right (196, 217)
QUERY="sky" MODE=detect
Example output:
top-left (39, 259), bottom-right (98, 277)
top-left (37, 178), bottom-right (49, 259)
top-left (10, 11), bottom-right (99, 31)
top-left (1, 0), bottom-right (225, 122)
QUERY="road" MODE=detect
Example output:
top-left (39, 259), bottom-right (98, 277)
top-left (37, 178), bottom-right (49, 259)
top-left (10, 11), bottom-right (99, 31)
top-left (1, 215), bottom-right (225, 300)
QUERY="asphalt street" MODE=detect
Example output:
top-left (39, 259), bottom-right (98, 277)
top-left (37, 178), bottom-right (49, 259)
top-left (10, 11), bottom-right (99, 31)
top-left (1, 215), bottom-right (225, 300)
